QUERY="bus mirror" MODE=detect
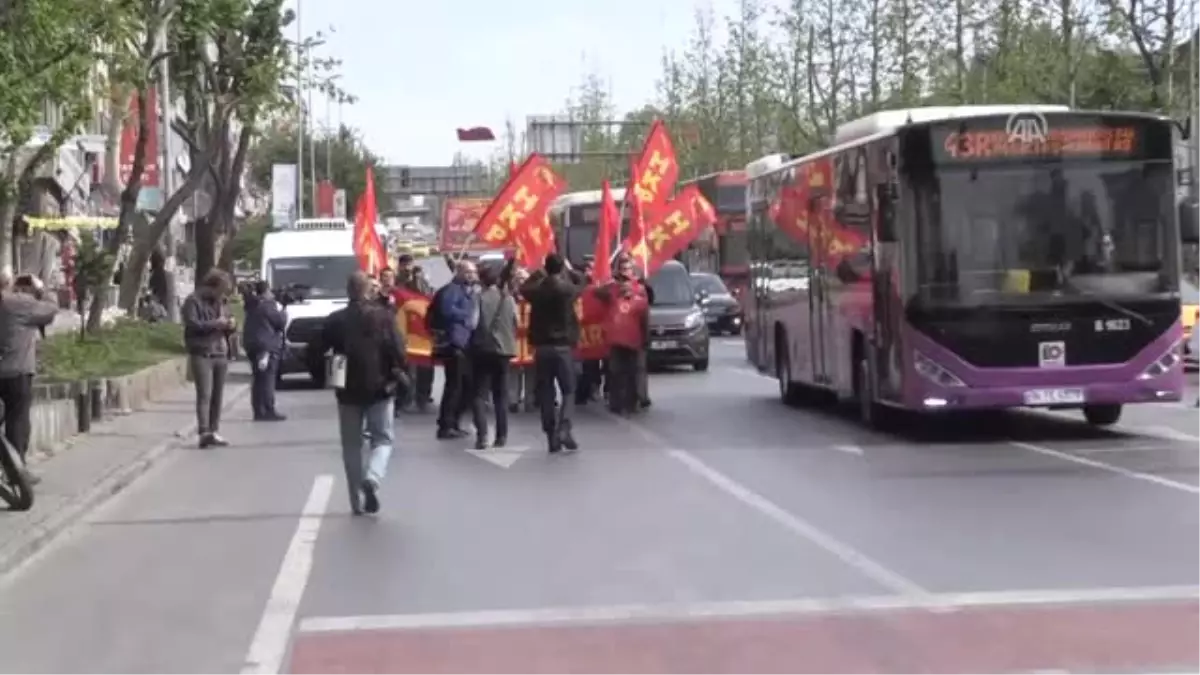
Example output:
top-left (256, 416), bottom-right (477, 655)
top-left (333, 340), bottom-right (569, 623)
top-left (1180, 200), bottom-right (1199, 243)
top-left (876, 185), bottom-right (897, 242)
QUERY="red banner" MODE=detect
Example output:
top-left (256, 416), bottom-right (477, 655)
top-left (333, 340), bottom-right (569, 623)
top-left (317, 180), bottom-right (335, 217)
top-left (396, 288), bottom-right (607, 366)
top-left (627, 185), bottom-right (717, 276)
top-left (118, 88), bottom-right (159, 188)
top-left (628, 120), bottom-right (678, 218)
top-left (353, 167), bottom-right (386, 274)
top-left (440, 197), bottom-right (494, 253)
top-left (473, 154), bottom-right (565, 248)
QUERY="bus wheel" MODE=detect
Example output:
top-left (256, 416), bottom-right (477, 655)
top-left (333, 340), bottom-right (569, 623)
top-left (1083, 404), bottom-right (1122, 427)
top-left (776, 338), bottom-right (802, 406)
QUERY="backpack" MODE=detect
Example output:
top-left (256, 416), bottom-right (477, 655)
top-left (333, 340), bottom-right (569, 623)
top-left (426, 284), bottom-right (450, 334)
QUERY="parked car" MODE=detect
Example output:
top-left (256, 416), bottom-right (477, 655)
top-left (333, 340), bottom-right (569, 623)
top-left (646, 260), bottom-right (710, 371)
top-left (690, 272), bottom-right (742, 335)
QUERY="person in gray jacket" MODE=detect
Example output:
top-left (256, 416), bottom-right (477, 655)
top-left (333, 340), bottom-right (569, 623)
top-left (0, 273), bottom-right (58, 483)
top-left (469, 260), bottom-right (518, 450)
top-left (182, 269), bottom-right (237, 448)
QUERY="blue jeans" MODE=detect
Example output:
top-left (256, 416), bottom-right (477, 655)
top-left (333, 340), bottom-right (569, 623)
top-left (337, 398), bottom-right (395, 512)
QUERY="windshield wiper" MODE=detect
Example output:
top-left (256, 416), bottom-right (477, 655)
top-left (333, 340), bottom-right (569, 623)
top-left (1067, 286), bottom-right (1153, 327)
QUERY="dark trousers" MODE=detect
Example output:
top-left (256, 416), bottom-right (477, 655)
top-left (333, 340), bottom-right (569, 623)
top-left (414, 365), bottom-right (434, 402)
top-left (577, 359), bottom-right (602, 404)
top-left (248, 350), bottom-right (280, 418)
top-left (636, 349), bottom-right (650, 403)
top-left (607, 346), bottom-right (640, 414)
top-left (190, 354), bottom-right (228, 435)
top-left (437, 348), bottom-right (471, 431)
top-left (0, 374), bottom-right (33, 460)
top-left (470, 352), bottom-right (510, 441)
top-left (534, 345), bottom-right (575, 437)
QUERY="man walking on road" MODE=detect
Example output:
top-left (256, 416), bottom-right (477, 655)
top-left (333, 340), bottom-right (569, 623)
top-left (521, 253), bottom-right (586, 454)
top-left (243, 280), bottom-right (286, 421)
top-left (182, 269), bottom-right (237, 448)
top-left (313, 272), bottom-right (408, 515)
top-left (0, 273), bottom-right (58, 484)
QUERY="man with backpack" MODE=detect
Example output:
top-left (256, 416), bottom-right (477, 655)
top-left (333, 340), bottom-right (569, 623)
top-left (468, 258), bottom-right (518, 449)
top-left (428, 259), bottom-right (479, 439)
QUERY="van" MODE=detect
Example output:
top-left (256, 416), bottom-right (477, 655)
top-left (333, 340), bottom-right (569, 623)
top-left (645, 260), bottom-right (710, 371)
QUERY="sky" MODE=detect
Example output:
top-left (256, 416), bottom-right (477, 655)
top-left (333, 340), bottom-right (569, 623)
top-left (285, 0), bottom-right (739, 167)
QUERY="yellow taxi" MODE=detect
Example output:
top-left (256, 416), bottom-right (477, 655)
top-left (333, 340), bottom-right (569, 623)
top-left (1183, 278), bottom-right (1198, 368)
top-left (409, 243), bottom-right (432, 258)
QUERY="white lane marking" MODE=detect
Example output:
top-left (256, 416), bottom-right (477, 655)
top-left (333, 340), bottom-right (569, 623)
top-left (1125, 425), bottom-right (1200, 444)
top-left (832, 444), bottom-right (865, 456)
top-left (1074, 444), bottom-right (1184, 455)
top-left (296, 584), bottom-right (1200, 633)
top-left (602, 410), bottom-right (926, 597)
top-left (667, 448), bottom-right (927, 597)
top-left (464, 445), bottom-right (530, 469)
top-left (241, 474), bottom-right (335, 675)
top-left (1009, 441), bottom-right (1200, 495)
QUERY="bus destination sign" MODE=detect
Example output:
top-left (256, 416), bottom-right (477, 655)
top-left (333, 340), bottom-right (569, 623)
top-left (939, 126), bottom-right (1137, 161)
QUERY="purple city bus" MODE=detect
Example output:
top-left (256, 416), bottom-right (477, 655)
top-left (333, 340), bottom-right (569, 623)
top-left (743, 105), bottom-right (1198, 429)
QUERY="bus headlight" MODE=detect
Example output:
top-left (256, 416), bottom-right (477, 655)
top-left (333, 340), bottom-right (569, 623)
top-left (913, 351), bottom-right (966, 388)
top-left (1137, 341), bottom-right (1182, 380)
top-left (684, 311), bottom-right (704, 330)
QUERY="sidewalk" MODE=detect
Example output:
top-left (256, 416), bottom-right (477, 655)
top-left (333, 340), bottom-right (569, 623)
top-left (0, 369), bottom-right (251, 577)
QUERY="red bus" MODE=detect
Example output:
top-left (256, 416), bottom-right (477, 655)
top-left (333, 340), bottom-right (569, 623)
top-left (679, 171), bottom-right (750, 300)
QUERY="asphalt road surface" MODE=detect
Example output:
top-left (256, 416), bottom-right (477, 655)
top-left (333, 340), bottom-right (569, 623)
top-left (0, 287), bottom-right (1197, 671)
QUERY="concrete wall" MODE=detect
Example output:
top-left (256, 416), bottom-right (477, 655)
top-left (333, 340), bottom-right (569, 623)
top-left (29, 358), bottom-right (190, 456)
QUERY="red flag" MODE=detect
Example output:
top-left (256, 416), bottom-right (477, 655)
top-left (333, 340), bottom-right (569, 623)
top-left (628, 119), bottom-right (679, 220)
top-left (473, 153), bottom-right (565, 248)
top-left (623, 157), bottom-right (649, 272)
top-left (508, 160), bottom-right (519, 178)
top-left (594, 180), bottom-right (617, 282)
top-left (353, 166), bottom-right (386, 274)
top-left (456, 126), bottom-right (495, 141)
top-left (627, 184), bottom-right (716, 277)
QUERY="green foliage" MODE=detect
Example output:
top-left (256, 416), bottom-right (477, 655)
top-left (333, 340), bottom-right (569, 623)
top-left (228, 214), bottom-right (271, 267)
top-left (544, 0), bottom-right (1198, 187)
top-left (247, 123), bottom-right (380, 216)
top-left (72, 236), bottom-right (116, 311)
top-left (38, 319), bottom-right (186, 382)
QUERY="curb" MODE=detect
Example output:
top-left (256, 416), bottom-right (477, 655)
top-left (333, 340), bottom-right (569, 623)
top-left (0, 383), bottom-right (251, 579)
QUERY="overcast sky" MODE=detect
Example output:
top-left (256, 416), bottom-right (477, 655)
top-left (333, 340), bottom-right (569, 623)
top-left (285, 0), bottom-right (741, 166)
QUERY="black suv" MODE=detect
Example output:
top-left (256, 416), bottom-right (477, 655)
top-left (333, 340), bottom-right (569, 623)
top-left (690, 272), bottom-right (742, 335)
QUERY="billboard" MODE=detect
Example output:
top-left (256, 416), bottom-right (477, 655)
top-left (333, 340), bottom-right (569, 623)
top-left (271, 164), bottom-right (298, 228)
top-left (119, 88), bottom-right (161, 211)
top-left (440, 197), bottom-right (499, 253)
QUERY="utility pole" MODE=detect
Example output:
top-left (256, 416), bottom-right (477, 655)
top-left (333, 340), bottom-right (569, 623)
top-left (295, 0), bottom-right (304, 220)
top-left (325, 91), bottom-right (333, 180)
top-left (157, 21), bottom-right (180, 319)
top-left (307, 43), bottom-right (317, 213)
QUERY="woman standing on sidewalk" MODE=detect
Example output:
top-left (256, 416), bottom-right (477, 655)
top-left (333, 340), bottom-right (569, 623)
top-left (182, 270), bottom-right (237, 448)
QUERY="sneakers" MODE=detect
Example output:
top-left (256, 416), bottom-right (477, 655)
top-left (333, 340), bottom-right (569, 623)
top-left (436, 427), bottom-right (467, 440)
top-left (361, 478), bottom-right (380, 515)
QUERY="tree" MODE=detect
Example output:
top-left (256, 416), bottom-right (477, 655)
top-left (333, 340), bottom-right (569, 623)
top-left (246, 122), bottom-right (380, 222)
top-left (117, 0), bottom-right (297, 312)
top-left (0, 1), bottom-right (128, 277)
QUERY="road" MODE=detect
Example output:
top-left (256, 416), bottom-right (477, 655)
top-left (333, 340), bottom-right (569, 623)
top-left (0, 318), bottom-right (1197, 669)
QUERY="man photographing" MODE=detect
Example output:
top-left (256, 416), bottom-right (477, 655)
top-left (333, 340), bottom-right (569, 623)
top-left (0, 273), bottom-right (58, 485)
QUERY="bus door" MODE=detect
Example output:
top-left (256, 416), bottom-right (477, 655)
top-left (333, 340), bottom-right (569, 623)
top-left (807, 192), bottom-right (832, 385)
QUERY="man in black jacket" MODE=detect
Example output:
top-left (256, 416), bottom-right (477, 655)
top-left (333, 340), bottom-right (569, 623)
top-left (243, 280), bottom-right (287, 421)
top-left (520, 253), bottom-right (586, 453)
top-left (311, 272), bottom-right (408, 515)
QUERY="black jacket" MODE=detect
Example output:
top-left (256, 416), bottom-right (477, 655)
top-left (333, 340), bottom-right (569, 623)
top-left (520, 269), bottom-right (586, 347)
top-left (243, 293), bottom-right (286, 354)
top-left (314, 300), bottom-right (408, 405)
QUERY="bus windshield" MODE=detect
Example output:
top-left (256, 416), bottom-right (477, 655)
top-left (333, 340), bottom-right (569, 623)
top-left (914, 161), bottom-right (1177, 306)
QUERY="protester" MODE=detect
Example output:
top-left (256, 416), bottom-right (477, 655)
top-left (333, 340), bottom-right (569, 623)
top-left (312, 271), bottom-right (408, 515)
top-left (243, 280), bottom-right (287, 421)
top-left (520, 253), bottom-right (586, 453)
top-left (430, 259), bottom-right (479, 439)
top-left (576, 255), bottom-right (603, 407)
top-left (507, 267), bottom-right (534, 413)
top-left (468, 259), bottom-right (518, 449)
top-left (596, 257), bottom-right (649, 415)
top-left (182, 269), bottom-right (237, 448)
top-left (0, 273), bottom-right (58, 484)
top-left (399, 262), bottom-right (435, 411)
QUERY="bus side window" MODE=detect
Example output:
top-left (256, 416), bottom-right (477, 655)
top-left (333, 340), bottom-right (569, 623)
top-left (876, 184), bottom-right (897, 243)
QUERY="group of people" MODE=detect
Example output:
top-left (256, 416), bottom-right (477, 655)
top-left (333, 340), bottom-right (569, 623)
top-left (172, 244), bottom-right (670, 517)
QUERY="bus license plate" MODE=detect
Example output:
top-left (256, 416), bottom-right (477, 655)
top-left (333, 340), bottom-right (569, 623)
top-left (651, 340), bottom-right (677, 350)
top-left (1023, 388), bottom-right (1085, 405)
